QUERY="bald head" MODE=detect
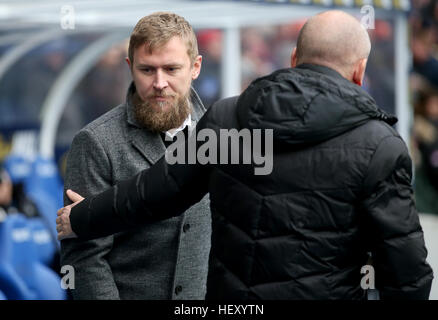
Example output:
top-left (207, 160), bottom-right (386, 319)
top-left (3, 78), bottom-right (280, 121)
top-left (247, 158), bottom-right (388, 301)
top-left (294, 10), bottom-right (371, 81)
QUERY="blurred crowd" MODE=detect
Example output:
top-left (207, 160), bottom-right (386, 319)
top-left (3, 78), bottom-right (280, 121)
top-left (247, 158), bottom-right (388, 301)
top-left (411, 0), bottom-right (438, 214)
top-left (194, 8), bottom-right (438, 215)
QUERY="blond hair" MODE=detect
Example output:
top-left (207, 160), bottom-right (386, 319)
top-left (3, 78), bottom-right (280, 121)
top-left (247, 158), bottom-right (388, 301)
top-left (128, 12), bottom-right (198, 66)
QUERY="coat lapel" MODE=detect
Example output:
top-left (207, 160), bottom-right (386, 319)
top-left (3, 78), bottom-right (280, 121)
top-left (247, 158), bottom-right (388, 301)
top-left (130, 128), bottom-right (166, 166)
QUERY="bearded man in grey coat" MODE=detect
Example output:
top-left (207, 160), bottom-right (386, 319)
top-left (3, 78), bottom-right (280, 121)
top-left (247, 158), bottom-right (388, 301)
top-left (60, 12), bottom-right (211, 300)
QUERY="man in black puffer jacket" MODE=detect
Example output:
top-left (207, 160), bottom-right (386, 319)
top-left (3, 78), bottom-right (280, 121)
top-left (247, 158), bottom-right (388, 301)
top-left (57, 10), bottom-right (433, 299)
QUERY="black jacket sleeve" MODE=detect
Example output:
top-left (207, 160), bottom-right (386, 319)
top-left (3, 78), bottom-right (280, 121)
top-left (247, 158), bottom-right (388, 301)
top-left (70, 114), bottom-right (213, 240)
top-left (361, 135), bottom-right (434, 300)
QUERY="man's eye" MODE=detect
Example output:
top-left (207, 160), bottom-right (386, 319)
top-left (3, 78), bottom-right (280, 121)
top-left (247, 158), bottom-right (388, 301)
top-left (140, 68), bottom-right (153, 74)
top-left (166, 67), bottom-right (178, 73)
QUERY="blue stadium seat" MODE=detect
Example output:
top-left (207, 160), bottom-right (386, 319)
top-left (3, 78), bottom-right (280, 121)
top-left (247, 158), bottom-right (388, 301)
top-left (0, 213), bottom-right (37, 299)
top-left (24, 156), bottom-right (63, 248)
top-left (0, 213), bottom-right (66, 300)
top-left (2, 155), bottom-right (32, 185)
top-left (27, 217), bottom-right (57, 267)
top-left (3, 154), bottom-right (61, 261)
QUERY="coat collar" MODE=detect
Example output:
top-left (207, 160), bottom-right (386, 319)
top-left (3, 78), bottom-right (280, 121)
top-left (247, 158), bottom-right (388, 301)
top-left (295, 63), bottom-right (346, 82)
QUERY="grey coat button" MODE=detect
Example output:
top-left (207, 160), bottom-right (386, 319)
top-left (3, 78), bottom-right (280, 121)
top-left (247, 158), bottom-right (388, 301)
top-left (175, 285), bottom-right (182, 295)
top-left (183, 223), bottom-right (191, 233)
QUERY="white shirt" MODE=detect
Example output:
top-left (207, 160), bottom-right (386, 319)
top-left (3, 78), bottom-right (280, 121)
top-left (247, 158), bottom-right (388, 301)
top-left (163, 114), bottom-right (193, 140)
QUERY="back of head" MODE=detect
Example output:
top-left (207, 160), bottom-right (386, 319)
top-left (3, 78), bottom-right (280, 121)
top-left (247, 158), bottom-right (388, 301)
top-left (296, 10), bottom-right (371, 77)
top-left (128, 12), bottom-right (198, 66)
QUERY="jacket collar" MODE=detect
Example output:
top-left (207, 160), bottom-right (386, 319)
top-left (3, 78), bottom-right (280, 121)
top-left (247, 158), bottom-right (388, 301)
top-left (236, 64), bottom-right (397, 146)
top-left (295, 63), bottom-right (397, 126)
top-left (295, 63), bottom-right (347, 82)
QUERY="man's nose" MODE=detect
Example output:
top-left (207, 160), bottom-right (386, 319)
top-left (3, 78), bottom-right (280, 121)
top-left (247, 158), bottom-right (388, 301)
top-left (153, 69), bottom-right (168, 90)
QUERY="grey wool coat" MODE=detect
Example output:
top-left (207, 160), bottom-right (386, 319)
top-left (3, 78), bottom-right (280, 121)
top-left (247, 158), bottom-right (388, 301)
top-left (60, 83), bottom-right (211, 299)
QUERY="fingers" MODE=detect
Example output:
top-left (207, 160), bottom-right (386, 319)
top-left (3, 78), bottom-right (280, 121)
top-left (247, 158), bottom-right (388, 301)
top-left (66, 189), bottom-right (85, 203)
top-left (57, 206), bottom-right (71, 216)
top-left (57, 191), bottom-right (83, 241)
top-left (58, 230), bottom-right (68, 241)
top-left (56, 221), bottom-right (64, 239)
top-left (56, 210), bottom-right (73, 240)
top-left (58, 231), bottom-right (68, 241)
top-left (57, 230), bottom-right (78, 241)
top-left (56, 215), bottom-right (66, 232)
top-left (57, 207), bottom-right (65, 216)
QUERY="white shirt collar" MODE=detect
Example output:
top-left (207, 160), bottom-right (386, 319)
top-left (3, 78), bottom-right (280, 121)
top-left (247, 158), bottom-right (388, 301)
top-left (164, 114), bottom-right (193, 139)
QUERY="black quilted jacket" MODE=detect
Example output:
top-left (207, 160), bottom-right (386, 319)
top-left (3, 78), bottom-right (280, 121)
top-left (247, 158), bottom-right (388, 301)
top-left (71, 64), bottom-right (434, 300)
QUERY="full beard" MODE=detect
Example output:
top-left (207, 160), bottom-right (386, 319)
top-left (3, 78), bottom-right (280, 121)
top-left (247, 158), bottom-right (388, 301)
top-left (133, 90), bottom-right (192, 132)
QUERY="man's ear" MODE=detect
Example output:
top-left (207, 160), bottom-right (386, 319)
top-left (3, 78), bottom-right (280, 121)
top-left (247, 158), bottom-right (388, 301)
top-left (126, 57), bottom-right (131, 69)
top-left (291, 47), bottom-right (298, 68)
top-left (192, 55), bottom-right (202, 80)
top-left (352, 58), bottom-right (367, 86)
